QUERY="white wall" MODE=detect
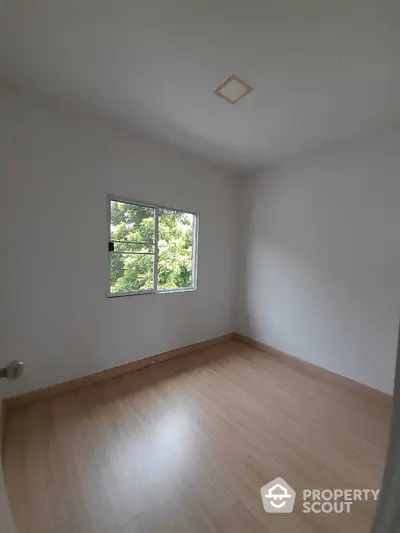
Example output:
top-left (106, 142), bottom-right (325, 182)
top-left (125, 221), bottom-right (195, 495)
top-left (2, 87), bottom-right (398, 399)
top-left (0, 89), bottom-right (239, 397)
top-left (238, 132), bottom-right (400, 394)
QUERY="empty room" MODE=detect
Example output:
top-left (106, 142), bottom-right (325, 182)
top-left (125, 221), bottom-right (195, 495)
top-left (0, 1), bottom-right (399, 532)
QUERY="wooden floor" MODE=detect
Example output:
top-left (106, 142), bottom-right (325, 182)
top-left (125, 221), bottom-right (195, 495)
top-left (3, 340), bottom-right (392, 533)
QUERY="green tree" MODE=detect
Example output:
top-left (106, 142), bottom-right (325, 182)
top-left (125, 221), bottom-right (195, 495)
top-left (158, 209), bottom-right (193, 290)
top-left (109, 201), bottom-right (194, 293)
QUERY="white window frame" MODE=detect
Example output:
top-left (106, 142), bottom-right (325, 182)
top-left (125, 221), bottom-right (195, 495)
top-left (107, 195), bottom-right (199, 298)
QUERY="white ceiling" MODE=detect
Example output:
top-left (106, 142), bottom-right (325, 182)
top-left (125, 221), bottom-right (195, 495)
top-left (0, 0), bottom-right (399, 171)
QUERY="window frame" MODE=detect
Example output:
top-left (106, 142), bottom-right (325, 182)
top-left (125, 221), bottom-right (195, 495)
top-left (106, 194), bottom-right (199, 298)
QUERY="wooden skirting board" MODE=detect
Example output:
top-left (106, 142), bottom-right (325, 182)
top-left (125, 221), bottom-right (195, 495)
top-left (5, 331), bottom-right (391, 411)
top-left (233, 332), bottom-right (392, 400)
top-left (5, 333), bottom-right (233, 410)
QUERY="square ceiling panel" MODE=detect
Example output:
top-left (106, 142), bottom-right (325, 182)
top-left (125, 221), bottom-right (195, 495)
top-left (214, 75), bottom-right (253, 104)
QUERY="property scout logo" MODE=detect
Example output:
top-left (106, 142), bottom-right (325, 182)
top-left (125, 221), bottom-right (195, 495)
top-left (260, 478), bottom-right (380, 514)
top-left (260, 478), bottom-right (296, 513)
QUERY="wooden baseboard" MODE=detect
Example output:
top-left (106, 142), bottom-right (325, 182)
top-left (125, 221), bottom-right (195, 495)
top-left (233, 333), bottom-right (273, 353)
top-left (5, 333), bottom-right (233, 410)
top-left (6, 331), bottom-right (391, 411)
top-left (233, 332), bottom-right (392, 401)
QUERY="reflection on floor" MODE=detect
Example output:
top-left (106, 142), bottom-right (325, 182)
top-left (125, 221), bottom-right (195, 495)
top-left (4, 340), bottom-right (391, 533)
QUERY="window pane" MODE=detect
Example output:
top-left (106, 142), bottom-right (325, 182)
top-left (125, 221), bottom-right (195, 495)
top-left (113, 242), bottom-right (155, 253)
top-left (110, 201), bottom-right (155, 244)
top-left (157, 209), bottom-right (194, 290)
top-left (109, 200), bottom-right (155, 293)
top-left (110, 252), bottom-right (154, 293)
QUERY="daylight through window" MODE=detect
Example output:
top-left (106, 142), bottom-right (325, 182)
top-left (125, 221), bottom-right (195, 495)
top-left (108, 198), bottom-right (197, 295)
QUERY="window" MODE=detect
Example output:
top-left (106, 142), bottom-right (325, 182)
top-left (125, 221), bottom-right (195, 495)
top-left (108, 197), bottom-right (198, 296)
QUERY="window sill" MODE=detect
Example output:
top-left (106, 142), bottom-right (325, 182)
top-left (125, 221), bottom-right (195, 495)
top-left (106, 288), bottom-right (197, 298)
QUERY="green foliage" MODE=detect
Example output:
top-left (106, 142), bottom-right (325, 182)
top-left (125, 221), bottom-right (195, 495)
top-left (109, 201), bottom-right (194, 293)
top-left (158, 208), bottom-right (193, 290)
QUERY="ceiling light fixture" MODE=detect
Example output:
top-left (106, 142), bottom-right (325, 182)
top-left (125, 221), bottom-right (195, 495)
top-left (214, 75), bottom-right (253, 104)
